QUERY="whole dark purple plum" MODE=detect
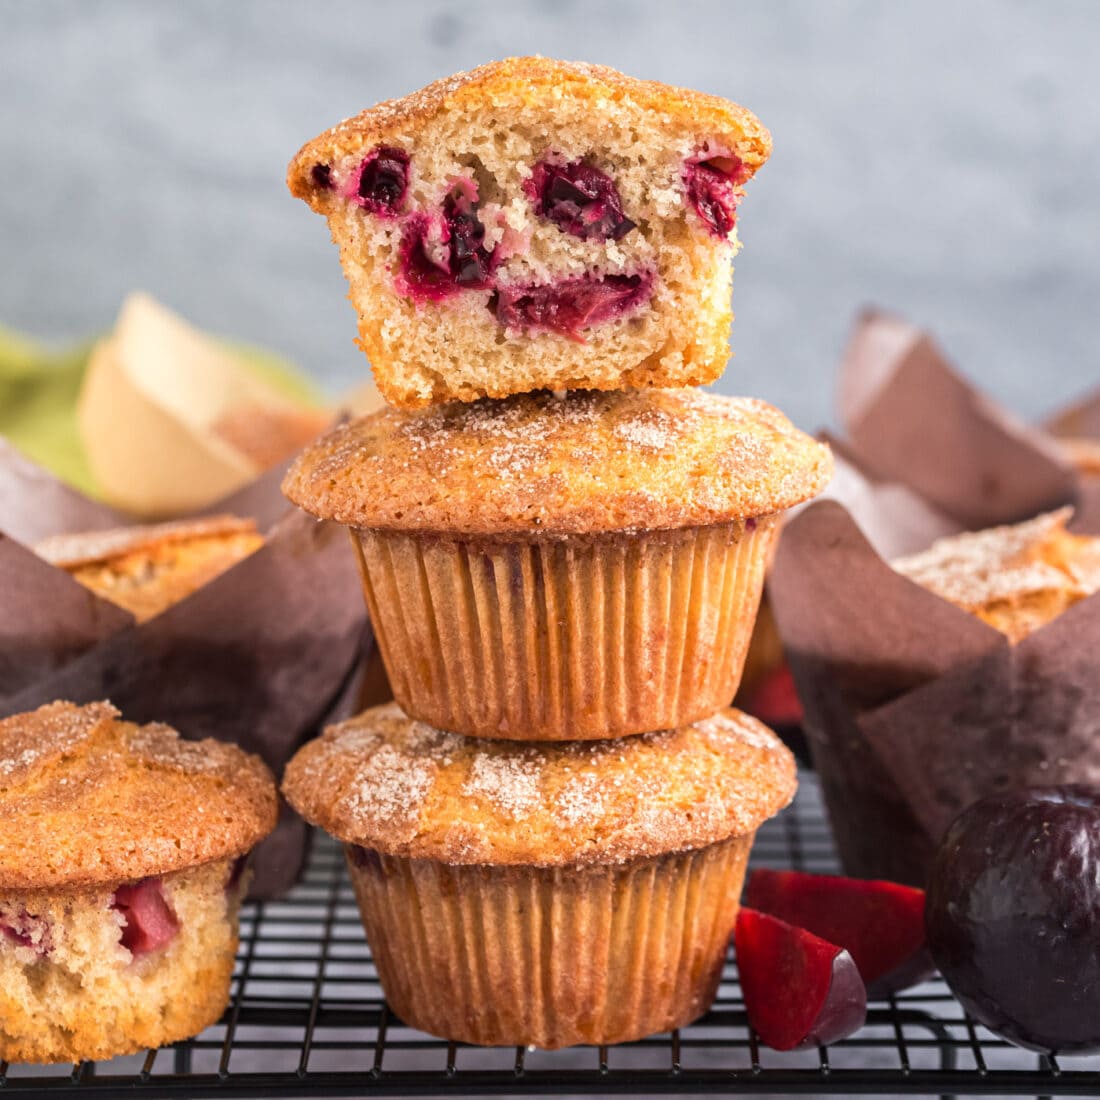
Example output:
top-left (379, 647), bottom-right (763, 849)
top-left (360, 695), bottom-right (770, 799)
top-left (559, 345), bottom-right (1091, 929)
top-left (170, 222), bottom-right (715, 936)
top-left (925, 786), bottom-right (1100, 1052)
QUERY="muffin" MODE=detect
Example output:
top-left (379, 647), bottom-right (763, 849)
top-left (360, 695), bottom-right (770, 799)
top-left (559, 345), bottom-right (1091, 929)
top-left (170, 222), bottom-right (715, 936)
top-left (283, 701), bottom-right (795, 1048)
top-left (892, 507), bottom-right (1100, 642)
top-left (0, 701), bottom-right (277, 1063)
top-left (1057, 435), bottom-right (1100, 478)
top-left (35, 515), bottom-right (263, 623)
top-left (282, 388), bottom-right (832, 741)
top-left (287, 57), bottom-right (772, 408)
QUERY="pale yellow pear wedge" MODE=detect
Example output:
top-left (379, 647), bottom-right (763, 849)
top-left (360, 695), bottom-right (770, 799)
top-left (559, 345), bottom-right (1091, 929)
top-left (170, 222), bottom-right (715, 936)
top-left (340, 374), bottom-right (386, 417)
top-left (78, 294), bottom-right (328, 517)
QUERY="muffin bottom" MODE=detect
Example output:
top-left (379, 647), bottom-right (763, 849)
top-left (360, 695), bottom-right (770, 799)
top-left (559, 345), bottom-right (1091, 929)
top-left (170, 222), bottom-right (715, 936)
top-left (353, 518), bottom-right (777, 741)
top-left (0, 859), bottom-right (244, 1064)
top-left (347, 835), bottom-right (752, 1048)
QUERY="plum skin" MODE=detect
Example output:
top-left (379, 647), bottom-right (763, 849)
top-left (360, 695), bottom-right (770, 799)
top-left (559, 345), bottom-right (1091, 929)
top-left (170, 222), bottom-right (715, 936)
top-left (744, 868), bottom-right (932, 998)
top-left (735, 907), bottom-right (867, 1051)
top-left (925, 785), bottom-right (1100, 1053)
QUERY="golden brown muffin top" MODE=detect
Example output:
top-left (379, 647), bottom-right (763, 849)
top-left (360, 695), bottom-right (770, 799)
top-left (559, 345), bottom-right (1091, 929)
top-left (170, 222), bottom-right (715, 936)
top-left (288, 56), bottom-right (771, 204)
top-left (892, 508), bottom-right (1100, 642)
top-left (0, 702), bottom-right (277, 889)
top-left (1058, 436), bottom-right (1100, 478)
top-left (282, 703), bottom-right (796, 867)
top-left (283, 389), bottom-right (832, 536)
top-left (36, 515), bottom-right (263, 623)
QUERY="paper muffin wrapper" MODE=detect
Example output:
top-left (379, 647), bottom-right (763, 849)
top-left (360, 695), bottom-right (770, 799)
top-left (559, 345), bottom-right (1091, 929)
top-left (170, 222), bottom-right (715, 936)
top-left (351, 519), bottom-right (777, 740)
top-left (769, 498), bottom-right (1100, 887)
top-left (345, 835), bottom-right (752, 1049)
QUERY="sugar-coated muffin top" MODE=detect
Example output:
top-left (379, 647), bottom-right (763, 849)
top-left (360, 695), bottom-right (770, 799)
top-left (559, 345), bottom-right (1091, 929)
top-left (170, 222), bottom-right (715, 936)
top-left (892, 507), bottom-right (1100, 642)
top-left (36, 515), bottom-right (263, 623)
top-left (0, 702), bottom-right (277, 889)
top-left (1059, 436), bottom-right (1100, 478)
top-left (283, 703), bottom-right (796, 866)
top-left (283, 389), bottom-right (832, 536)
top-left (287, 56), bottom-right (771, 205)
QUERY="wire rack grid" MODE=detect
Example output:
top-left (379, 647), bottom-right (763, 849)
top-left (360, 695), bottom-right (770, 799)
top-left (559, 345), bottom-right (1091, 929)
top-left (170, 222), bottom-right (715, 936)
top-left (3, 775), bottom-right (1099, 1098)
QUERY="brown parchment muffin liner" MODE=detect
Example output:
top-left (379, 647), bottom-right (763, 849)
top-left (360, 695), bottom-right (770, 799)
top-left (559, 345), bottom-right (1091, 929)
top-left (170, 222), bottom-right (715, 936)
top-left (350, 517), bottom-right (778, 741)
top-left (0, 442), bottom-right (371, 900)
top-left (345, 835), bottom-right (752, 1049)
top-left (769, 499), bottom-right (1100, 887)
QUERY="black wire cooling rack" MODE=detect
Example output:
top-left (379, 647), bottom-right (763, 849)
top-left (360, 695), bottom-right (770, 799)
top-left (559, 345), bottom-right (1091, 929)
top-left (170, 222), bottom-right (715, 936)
top-left (4, 775), bottom-right (1099, 1098)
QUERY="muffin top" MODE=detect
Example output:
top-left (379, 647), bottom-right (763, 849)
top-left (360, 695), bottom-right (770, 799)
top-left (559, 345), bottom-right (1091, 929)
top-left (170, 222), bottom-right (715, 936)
top-left (283, 389), bottom-right (832, 536)
top-left (1059, 436), bottom-right (1100, 478)
top-left (283, 703), bottom-right (796, 866)
top-left (36, 515), bottom-right (263, 624)
top-left (892, 508), bottom-right (1100, 642)
top-left (0, 702), bottom-right (278, 889)
top-left (288, 56), bottom-right (771, 204)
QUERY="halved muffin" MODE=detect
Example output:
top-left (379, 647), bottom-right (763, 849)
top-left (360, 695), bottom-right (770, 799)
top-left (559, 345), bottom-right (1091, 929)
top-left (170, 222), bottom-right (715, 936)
top-left (0, 701), bottom-right (276, 1063)
top-left (288, 57), bottom-right (771, 407)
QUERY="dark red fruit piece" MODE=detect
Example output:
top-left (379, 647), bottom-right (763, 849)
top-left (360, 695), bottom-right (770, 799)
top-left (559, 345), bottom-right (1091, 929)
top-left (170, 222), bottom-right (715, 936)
top-left (745, 868), bottom-right (931, 997)
top-left (492, 272), bottom-right (652, 339)
top-left (0, 908), bottom-right (51, 956)
top-left (926, 785), bottom-right (1100, 1053)
top-left (397, 184), bottom-right (496, 302)
top-left (525, 158), bottom-right (635, 241)
top-left (355, 145), bottom-right (410, 216)
top-left (683, 154), bottom-right (747, 237)
top-left (741, 663), bottom-right (804, 729)
top-left (310, 163), bottom-right (333, 189)
top-left (112, 878), bottom-right (179, 957)
top-left (736, 907), bottom-right (866, 1051)
top-left (443, 185), bottom-right (494, 287)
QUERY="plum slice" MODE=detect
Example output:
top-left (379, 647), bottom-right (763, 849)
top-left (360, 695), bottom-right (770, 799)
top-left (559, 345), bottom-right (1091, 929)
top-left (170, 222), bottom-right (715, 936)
top-left (740, 663), bottom-right (804, 729)
top-left (683, 154), bottom-right (748, 238)
top-left (926, 785), bottom-right (1100, 1053)
top-left (735, 907), bottom-right (866, 1050)
top-left (0, 907), bottom-right (51, 956)
top-left (525, 158), bottom-right (635, 241)
top-left (355, 145), bottom-right (410, 217)
top-left (491, 272), bottom-right (652, 340)
top-left (112, 878), bottom-right (179, 958)
top-left (745, 868), bottom-right (932, 997)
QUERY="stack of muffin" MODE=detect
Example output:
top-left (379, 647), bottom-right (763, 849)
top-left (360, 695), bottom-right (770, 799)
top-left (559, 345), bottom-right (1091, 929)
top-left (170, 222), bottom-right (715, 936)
top-left (281, 58), bottom-right (831, 1048)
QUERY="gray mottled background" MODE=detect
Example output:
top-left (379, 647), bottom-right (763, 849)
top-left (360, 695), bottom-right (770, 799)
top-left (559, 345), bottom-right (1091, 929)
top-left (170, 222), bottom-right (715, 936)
top-left (3, 0), bottom-right (1099, 431)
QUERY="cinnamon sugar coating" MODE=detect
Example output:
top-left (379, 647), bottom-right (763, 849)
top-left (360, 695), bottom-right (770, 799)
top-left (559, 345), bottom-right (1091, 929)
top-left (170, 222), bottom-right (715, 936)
top-left (892, 508), bottom-right (1100, 642)
top-left (0, 702), bottom-right (277, 889)
top-left (288, 56), bottom-right (770, 205)
top-left (283, 389), bottom-right (832, 536)
top-left (36, 515), bottom-right (263, 623)
top-left (282, 703), bottom-right (796, 866)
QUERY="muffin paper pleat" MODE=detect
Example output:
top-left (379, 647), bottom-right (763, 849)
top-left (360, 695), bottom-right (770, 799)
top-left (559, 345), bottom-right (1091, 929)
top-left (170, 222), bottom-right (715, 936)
top-left (346, 836), bottom-right (751, 1048)
top-left (353, 520), bottom-right (776, 740)
top-left (838, 310), bottom-right (1075, 528)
